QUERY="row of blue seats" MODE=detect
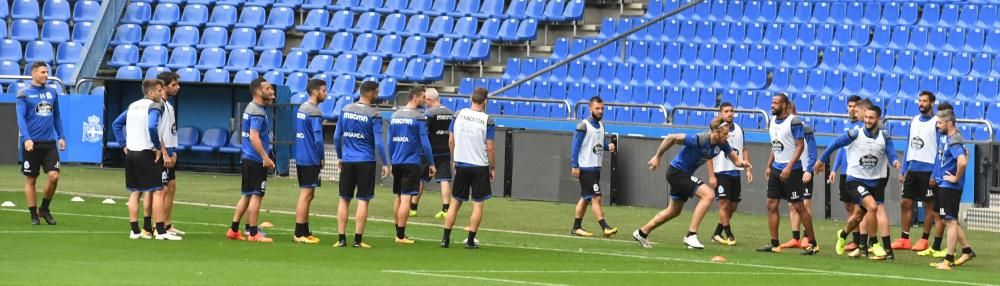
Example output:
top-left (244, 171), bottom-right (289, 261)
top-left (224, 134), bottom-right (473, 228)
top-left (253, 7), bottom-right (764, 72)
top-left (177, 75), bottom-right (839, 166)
top-left (607, 17), bottom-right (1000, 54)
top-left (0, 0), bottom-right (100, 22)
top-left (111, 25), bottom-right (284, 51)
top-left (106, 127), bottom-right (243, 154)
top-left (648, 0), bottom-right (1000, 30)
top-left (2, 19), bottom-right (92, 44)
top-left (0, 40), bottom-right (82, 65)
top-left (769, 68), bottom-right (999, 101)
top-left (0, 78), bottom-right (70, 93)
top-left (124, 3), bottom-right (293, 29)
top-left (0, 61), bottom-right (76, 84)
top-left (499, 59), bottom-right (769, 90)
top-left (295, 16), bottom-right (539, 46)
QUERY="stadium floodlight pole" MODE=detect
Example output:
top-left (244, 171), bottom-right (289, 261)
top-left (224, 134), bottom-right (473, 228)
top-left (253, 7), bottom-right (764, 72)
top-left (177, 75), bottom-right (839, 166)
top-left (488, 0), bottom-right (707, 98)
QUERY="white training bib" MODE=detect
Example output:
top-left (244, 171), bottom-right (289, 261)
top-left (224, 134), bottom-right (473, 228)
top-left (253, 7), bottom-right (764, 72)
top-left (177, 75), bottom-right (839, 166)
top-left (846, 129), bottom-right (890, 180)
top-left (577, 119), bottom-right (606, 168)
top-left (125, 98), bottom-right (162, 151)
top-left (158, 100), bottom-right (178, 148)
top-left (906, 115), bottom-right (938, 165)
top-left (713, 122), bottom-right (744, 173)
top-left (453, 108), bottom-right (492, 166)
top-left (769, 114), bottom-right (799, 164)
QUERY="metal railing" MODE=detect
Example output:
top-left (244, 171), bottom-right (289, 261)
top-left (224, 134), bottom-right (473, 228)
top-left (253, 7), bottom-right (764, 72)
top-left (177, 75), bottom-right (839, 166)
top-left (488, 0), bottom-right (706, 98)
top-left (671, 106), bottom-right (771, 128)
top-left (0, 75), bottom-right (68, 93)
top-left (574, 101), bottom-right (670, 124)
top-left (391, 92), bottom-right (573, 119)
top-left (71, 0), bottom-right (124, 91)
top-left (798, 111), bottom-right (996, 142)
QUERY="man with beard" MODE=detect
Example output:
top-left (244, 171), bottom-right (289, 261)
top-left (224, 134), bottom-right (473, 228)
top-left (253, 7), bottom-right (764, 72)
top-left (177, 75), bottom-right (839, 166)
top-left (569, 96), bottom-right (618, 238)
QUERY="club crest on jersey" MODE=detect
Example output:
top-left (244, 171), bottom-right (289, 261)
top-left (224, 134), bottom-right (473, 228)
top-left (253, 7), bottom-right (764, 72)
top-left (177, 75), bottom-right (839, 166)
top-left (771, 140), bottom-right (784, 152)
top-left (910, 137), bottom-right (925, 150)
top-left (35, 101), bottom-right (53, 116)
top-left (859, 154), bottom-right (879, 168)
top-left (592, 144), bottom-right (604, 155)
top-left (83, 115), bottom-right (103, 143)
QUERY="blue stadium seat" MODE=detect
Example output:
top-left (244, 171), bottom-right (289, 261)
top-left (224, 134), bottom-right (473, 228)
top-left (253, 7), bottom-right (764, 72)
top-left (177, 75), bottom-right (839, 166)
top-left (121, 2), bottom-right (151, 24)
top-left (332, 53), bottom-right (358, 75)
top-left (251, 29), bottom-right (286, 52)
top-left (301, 0), bottom-right (332, 9)
top-left (317, 10), bottom-right (353, 33)
top-left (373, 13), bottom-right (405, 36)
top-left (206, 5), bottom-right (238, 28)
top-left (165, 46), bottom-right (197, 69)
top-left (421, 58), bottom-right (445, 82)
top-left (351, 0), bottom-right (384, 12)
top-left (41, 0), bottom-right (70, 21)
top-left (263, 70), bottom-right (284, 85)
top-left (402, 0), bottom-right (432, 15)
top-left (189, 128), bottom-right (228, 152)
top-left (376, 0), bottom-right (407, 14)
top-left (353, 55), bottom-right (383, 78)
top-left (426, 15), bottom-right (456, 38)
top-left (226, 28), bottom-right (257, 50)
top-left (136, 45), bottom-right (168, 68)
top-left (115, 66), bottom-right (142, 79)
top-left (979, 77), bottom-right (998, 101)
top-left (328, 74), bottom-right (355, 96)
top-left (475, 0), bottom-right (504, 19)
top-left (842, 71), bottom-right (861, 95)
top-left (369, 34), bottom-right (402, 58)
top-left (149, 3), bottom-right (181, 25)
top-left (224, 48), bottom-right (255, 72)
top-left (53, 63), bottom-right (74, 83)
top-left (40, 21), bottom-right (69, 44)
top-left (340, 33), bottom-right (377, 56)
top-left (138, 24), bottom-right (170, 47)
top-left (245, 0), bottom-right (276, 7)
top-left (73, 0), bottom-right (100, 22)
top-left (197, 27), bottom-right (229, 49)
top-left (173, 127), bottom-right (199, 151)
top-left (297, 9), bottom-right (330, 32)
top-left (194, 47), bottom-right (226, 70)
top-left (232, 70), bottom-right (258, 84)
top-left (292, 31), bottom-right (326, 53)
top-left (165, 26), bottom-right (198, 48)
top-left (107, 44), bottom-right (138, 67)
top-left (400, 14), bottom-right (431, 37)
top-left (202, 68), bottom-right (230, 83)
top-left (143, 67), bottom-right (171, 80)
top-left (285, 72), bottom-right (309, 92)
top-left (72, 22), bottom-right (93, 44)
top-left (177, 68), bottom-right (201, 82)
top-left (178, 4), bottom-right (210, 27)
top-left (10, 19), bottom-right (38, 43)
top-left (234, 6), bottom-right (267, 29)
top-left (421, 37), bottom-right (453, 60)
top-left (262, 7), bottom-right (294, 30)
top-left (400, 36), bottom-right (427, 57)
top-left (305, 54), bottom-right (334, 74)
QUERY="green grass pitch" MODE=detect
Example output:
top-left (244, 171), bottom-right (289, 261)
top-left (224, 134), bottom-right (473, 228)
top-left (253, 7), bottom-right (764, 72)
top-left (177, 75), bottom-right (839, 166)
top-left (0, 166), bottom-right (997, 285)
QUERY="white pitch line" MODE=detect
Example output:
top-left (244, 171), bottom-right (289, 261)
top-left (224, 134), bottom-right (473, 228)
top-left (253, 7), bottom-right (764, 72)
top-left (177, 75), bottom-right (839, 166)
top-left (382, 270), bottom-right (568, 286)
top-left (0, 205), bottom-right (996, 286)
top-left (0, 230), bottom-right (213, 235)
top-left (385, 270), bottom-right (838, 276)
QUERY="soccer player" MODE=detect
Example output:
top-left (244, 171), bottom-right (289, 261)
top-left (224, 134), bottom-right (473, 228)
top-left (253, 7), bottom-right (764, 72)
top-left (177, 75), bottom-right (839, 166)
top-left (569, 96), bottom-right (618, 238)
top-left (388, 87), bottom-right (437, 244)
top-left (706, 102), bottom-right (751, 246)
top-left (893, 91), bottom-right (941, 252)
top-left (417, 88), bottom-right (454, 219)
top-left (827, 95), bottom-right (864, 252)
top-left (292, 79), bottom-right (328, 244)
top-left (111, 79), bottom-right (180, 241)
top-left (441, 87), bottom-right (496, 249)
top-left (15, 62), bottom-right (65, 225)
top-left (918, 103), bottom-right (954, 258)
top-left (633, 117), bottom-right (751, 250)
top-left (156, 71), bottom-right (183, 236)
top-left (333, 81), bottom-right (389, 248)
top-left (780, 101), bottom-right (817, 249)
top-left (757, 93), bottom-right (818, 255)
top-left (816, 105), bottom-right (901, 260)
top-left (226, 78), bottom-right (276, 243)
top-left (929, 110), bottom-right (976, 270)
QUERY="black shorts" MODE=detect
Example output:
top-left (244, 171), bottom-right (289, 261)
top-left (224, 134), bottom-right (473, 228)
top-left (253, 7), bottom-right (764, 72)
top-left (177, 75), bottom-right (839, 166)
top-left (902, 171), bottom-right (935, 201)
top-left (845, 180), bottom-right (886, 204)
top-left (452, 166), bottom-right (492, 202)
top-left (340, 162), bottom-right (376, 201)
top-left (126, 150), bottom-right (163, 193)
top-left (838, 174), bottom-right (853, 203)
top-left (666, 166), bottom-right (703, 201)
top-left (297, 165), bottom-right (322, 188)
top-left (938, 188), bottom-right (962, 220)
top-left (714, 173), bottom-right (741, 202)
top-left (241, 159), bottom-right (268, 196)
top-left (422, 154), bottom-right (453, 182)
top-left (578, 169), bottom-right (602, 200)
top-left (767, 167), bottom-right (804, 202)
top-left (21, 141), bottom-right (60, 177)
top-left (392, 164), bottom-right (421, 196)
top-left (161, 166), bottom-right (176, 185)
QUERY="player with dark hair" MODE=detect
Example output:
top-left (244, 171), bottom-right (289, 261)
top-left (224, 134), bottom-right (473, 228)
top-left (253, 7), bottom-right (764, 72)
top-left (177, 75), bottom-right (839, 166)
top-left (569, 96), bottom-right (618, 238)
top-left (780, 101), bottom-right (817, 250)
top-left (16, 62), bottom-right (65, 225)
top-left (155, 71), bottom-right (183, 236)
top-left (894, 91), bottom-right (942, 253)
top-left (333, 80), bottom-right (389, 248)
top-left (708, 102), bottom-right (752, 246)
top-left (826, 95), bottom-right (864, 252)
top-left (441, 87), bottom-right (496, 249)
top-left (227, 78), bottom-right (276, 243)
top-left (389, 87), bottom-right (436, 244)
top-left (916, 101), bottom-right (955, 257)
top-left (817, 105), bottom-right (901, 260)
top-left (634, 117), bottom-right (751, 250)
top-left (292, 79), bottom-right (328, 244)
top-left (929, 110), bottom-right (976, 270)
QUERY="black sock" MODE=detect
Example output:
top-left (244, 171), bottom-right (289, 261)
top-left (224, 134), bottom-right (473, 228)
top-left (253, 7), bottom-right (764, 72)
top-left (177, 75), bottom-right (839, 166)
top-left (442, 204), bottom-right (449, 212)
top-left (945, 254), bottom-right (955, 262)
top-left (770, 239), bottom-right (779, 247)
top-left (860, 234), bottom-right (869, 249)
top-left (354, 233), bottom-right (363, 244)
top-left (130, 221), bottom-right (140, 234)
top-left (713, 223), bottom-right (724, 236)
top-left (40, 198), bottom-right (52, 211)
top-left (792, 230), bottom-right (801, 240)
top-left (155, 222), bottom-right (166, 235)
top-left (962, 247), bottom-right (973, 254)
top-left (295, 223), bottom-right (305, 237)
top-left (933, 236), bottom-right (943, 250)
top-left (723, 225), bottom-right (734, 239)
top-left (230, 221), bottom-right (240, 232)
top-left (686, 231), bottom-right (696, 237)
top-left (882, 236), bottom-right (893, 254)
top-left (338, 233), bottom-right (347, 243)
top-left (852, 231), bottom-right (861, 245)
top-left (396, 225), bottom-right (405, 239)
top-left (921, 232), bottom-right (930, 240)
top-left (839, 230), bottom-right (849, 239)
top-left (467, 231), bottom-right (477, 245)
top-left (638, 229), bottom-right (648, 238)
top-left (248, 226), bottom-right (259, 236)
top-left (245, 224), bottom-right (251, 231)
top-left (443, 228), bottom-right (452, 242)
top-left (410, 203), bottom-right (418, 211)
top-left (901, 231), bottom-right (909, 239)
top-left (572, 218), bottom-right (583, 230)
top-left (28, 206), bottom-right (38, 218)
top-left (869, 236), bottom-right (878, 246)
top-left (598, 219), bottom-right (610, 230)
top-left (304, 222), bottom-right (310, 235)
top-left (143, 216), bottom-right (153, 233)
